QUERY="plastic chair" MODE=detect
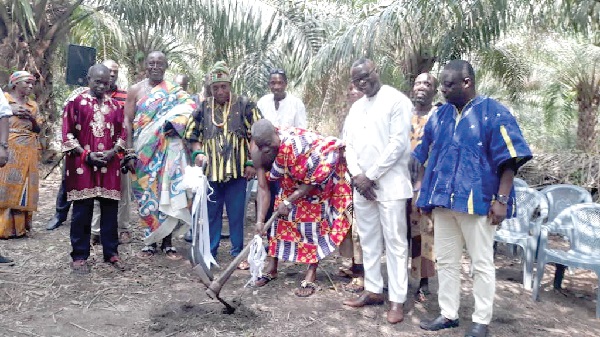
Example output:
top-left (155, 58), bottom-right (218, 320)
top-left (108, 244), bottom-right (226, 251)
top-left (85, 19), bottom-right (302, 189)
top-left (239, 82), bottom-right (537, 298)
top-left (541, 184), bottom-right (593, 222)
top-left (540, 184), bottom-right (593, 288)
top-left (532, 203), bottom-right (600, 318)
top-left (494, 187), bottom-right (548, 290)
top-left (514, 177), bottom-right (528, 188)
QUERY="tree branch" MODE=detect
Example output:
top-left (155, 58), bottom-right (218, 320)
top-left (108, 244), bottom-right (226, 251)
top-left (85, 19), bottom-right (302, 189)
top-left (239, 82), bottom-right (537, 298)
top-left (34, 0), bottom-right (50, 32)
top-left (41, 0), bottom-right (85, 41)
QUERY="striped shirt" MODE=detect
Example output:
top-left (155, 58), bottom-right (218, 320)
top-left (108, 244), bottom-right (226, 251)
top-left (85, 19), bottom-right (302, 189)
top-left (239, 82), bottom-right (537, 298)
top-left (111, 88), bottom-right (127, 107)
top-left (186, 95), bottom-right (263, 182)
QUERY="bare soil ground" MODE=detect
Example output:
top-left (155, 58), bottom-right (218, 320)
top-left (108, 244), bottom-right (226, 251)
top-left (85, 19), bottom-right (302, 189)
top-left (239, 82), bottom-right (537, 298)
top-left (1, 169), bottom-right (599, 337)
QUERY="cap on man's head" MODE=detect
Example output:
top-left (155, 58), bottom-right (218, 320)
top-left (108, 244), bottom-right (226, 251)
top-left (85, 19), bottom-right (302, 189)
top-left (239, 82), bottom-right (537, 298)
top-left (210, 61), bottom-right (231, 84)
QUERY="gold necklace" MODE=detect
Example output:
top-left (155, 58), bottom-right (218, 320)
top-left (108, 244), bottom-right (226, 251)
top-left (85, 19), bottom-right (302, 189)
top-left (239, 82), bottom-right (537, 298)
top-left (211, 95), bottom-right (231, 130)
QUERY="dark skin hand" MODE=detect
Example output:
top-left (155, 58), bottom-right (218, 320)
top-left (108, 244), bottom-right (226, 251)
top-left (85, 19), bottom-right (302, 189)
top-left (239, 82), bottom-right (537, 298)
top-left (489, 166), bottom-right (515, 225)
top-left (87, 151), bottom-right (108, 167)
top-left (244, 166), bottom-right (257, 180)
top-left (415, 164), bottom-right (515, 225)
top-left (11, 105), bottom-right (40, 133)
top-left (352, 174), bottom-right (377, 201)
top-left (254, 165), bottom-right (271, 236)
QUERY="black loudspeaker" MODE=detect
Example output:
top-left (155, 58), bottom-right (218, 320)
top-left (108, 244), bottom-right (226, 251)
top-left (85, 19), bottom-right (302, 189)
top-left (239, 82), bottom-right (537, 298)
top-left (66, 44), bottom-right (96, 86)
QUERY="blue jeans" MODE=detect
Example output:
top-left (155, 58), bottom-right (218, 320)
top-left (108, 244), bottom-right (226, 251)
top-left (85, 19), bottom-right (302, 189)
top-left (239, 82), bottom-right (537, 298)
top-left (208, 178), bottom-right (247, 258)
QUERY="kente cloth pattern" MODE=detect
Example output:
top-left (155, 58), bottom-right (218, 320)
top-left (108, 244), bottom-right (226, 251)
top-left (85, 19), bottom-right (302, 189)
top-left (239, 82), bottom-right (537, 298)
top-left (0, 93), bottom-right (41, 238)
top-left (62, 92), bottom-right (125, 202)
top-left (185, 96), bottom-right (262, 182)
top-left (131, 80), bottom-right (195, 245)
top-left (267, 128), bottom-right (352, 264)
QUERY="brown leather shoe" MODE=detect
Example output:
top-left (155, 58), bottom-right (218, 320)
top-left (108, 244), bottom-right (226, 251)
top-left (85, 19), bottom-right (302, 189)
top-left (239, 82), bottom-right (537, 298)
top-left (343, 291), bottom-right (384, 307)
top-left (386, 301), bottom-right (404, 324)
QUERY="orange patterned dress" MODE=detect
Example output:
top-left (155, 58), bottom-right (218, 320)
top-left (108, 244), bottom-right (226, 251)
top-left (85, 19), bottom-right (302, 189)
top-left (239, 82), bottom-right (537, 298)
top-left (0, 93), bottom-right (41, 238)
top-left (267, 128), bottom-right (352, 264)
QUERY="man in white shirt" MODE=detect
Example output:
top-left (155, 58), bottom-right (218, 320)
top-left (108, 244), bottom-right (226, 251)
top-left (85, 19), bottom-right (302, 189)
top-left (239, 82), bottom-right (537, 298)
top-left (256, 69), bottom-right (307, 129)
top-left (342, 58), bottom-right (413, 325)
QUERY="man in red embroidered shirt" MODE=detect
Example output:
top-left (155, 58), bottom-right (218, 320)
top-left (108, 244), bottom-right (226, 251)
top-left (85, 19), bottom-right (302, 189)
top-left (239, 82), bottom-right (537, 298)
top-left (62, 64), bottom-right (126, 274)
top-left (47, 60), bottom-right (133, 245)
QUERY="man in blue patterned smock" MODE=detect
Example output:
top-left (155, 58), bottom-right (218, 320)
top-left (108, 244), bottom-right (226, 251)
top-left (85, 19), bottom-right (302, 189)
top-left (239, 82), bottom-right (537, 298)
top-left (415, 60), bottom-right (532, 337)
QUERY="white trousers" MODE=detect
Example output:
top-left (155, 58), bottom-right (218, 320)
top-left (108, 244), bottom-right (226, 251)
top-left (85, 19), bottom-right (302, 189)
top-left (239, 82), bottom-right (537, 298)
top-left (91, 173), bottom-right (132, 235)
top-left (433, 208), bottom-right (496, 324)
top-left (354, 197), bottom-right (408, 303)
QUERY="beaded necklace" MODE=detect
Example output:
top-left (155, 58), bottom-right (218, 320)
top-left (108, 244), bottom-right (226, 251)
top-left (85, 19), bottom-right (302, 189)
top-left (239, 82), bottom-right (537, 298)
top-left (211, 94), bottom-right (232, 134)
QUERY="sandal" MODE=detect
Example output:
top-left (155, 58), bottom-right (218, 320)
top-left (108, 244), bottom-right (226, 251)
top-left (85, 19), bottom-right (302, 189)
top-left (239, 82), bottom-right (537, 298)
top-left (237, 260), bottom-right (250, 270)
top-left (164, 247), bottom-right (182, 260)
top-left (337, 266), bottom-right (354, 278)
top-left (138, 246), bottom-right (156, 259)
top-left (255, 273), bottom-right (277, 287)
top-left (108, 256), bottom-right (126, 271)
top-left (71, 260), bottom-right (90, 275)
top-left (294, 280), bottom-right (319, 297)
top-left (344, 277), bottom-right (365, 293)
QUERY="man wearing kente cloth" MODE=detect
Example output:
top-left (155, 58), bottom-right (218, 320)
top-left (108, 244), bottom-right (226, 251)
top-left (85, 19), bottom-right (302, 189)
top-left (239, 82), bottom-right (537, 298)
top-left (251, 119), bottom-right (352, 297)
top-left (62, 64), bottom-right (126, 274)
top-left (186, 61), bottom-right (262, 269)
top-left (123, 51), bottom-right (196, 260)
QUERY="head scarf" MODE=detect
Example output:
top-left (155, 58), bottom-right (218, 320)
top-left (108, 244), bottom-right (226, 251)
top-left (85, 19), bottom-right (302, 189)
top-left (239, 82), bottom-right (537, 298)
top-left (209, 61), bottom-right (231, 84)
top-left (8, 71), bottom-right (34, 89)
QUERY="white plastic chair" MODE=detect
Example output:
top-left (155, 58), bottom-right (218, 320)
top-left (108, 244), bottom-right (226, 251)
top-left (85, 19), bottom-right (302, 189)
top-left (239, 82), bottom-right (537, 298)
top-left (541, 184), bottom-right (593, 222)
top-left (532, 203), bottom-right (600, 318)
top-left (494, 187), bottom-right (548, 290)
top-left (540, 184), bottom-right (593, 288)
top-left (514, 177), bottom-right (528, 188)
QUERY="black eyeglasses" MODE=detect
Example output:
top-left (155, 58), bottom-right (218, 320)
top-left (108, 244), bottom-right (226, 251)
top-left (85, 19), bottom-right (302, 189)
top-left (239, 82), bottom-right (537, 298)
top-left (351, 68), bottom-right (376, 86)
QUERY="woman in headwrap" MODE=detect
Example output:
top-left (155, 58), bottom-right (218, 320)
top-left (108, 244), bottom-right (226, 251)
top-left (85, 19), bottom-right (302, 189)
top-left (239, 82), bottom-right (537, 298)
top-left (0, 71), bottom-right (42, 238)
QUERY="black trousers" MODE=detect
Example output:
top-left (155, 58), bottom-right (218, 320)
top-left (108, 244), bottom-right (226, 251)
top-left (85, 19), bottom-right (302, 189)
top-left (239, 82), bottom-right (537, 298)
top-left (70, 198), bottom-right (119, 262)
top-left (55, 165), bottom-right (72, 222)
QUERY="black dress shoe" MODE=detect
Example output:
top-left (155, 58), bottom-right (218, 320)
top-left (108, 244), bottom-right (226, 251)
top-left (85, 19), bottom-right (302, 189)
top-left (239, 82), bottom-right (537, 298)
top-left (46, 216), bottom-right (64, 231)
top-left (420, 315), bottom-right (460, 331)
top-left (464, 323), bottom-right (488, 337)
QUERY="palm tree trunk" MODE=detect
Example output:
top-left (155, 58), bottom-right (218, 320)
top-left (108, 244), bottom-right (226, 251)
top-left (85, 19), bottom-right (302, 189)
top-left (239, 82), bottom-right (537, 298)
top-left (576, 100), bottom-right (599, 153)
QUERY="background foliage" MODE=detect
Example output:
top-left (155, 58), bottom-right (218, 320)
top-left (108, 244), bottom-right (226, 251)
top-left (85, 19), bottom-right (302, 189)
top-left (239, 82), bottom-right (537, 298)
top-left (1, 0), bottom-right (599, 158)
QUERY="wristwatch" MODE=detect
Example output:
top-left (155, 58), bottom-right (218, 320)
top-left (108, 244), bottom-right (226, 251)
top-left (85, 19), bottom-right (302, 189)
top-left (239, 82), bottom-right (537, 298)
top-left (282, 199), bottom-right (293, 209)
top-left (0, 142), bottom-right (8, 150)
top-left (495, 194), bottom-right (510, 205)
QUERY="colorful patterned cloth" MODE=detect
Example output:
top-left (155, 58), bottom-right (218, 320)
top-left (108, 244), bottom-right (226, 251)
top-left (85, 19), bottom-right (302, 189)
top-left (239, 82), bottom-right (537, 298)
top-left (62, 92), bottom-right (125, 201)
top-left (0, 92), bottom-right (41, 238)
top-left (409, 107), bottom-right (437, 279)
top-left (186, 96), bottom-right (262, 182)
top-left (131, 80), bottom-right (195, 245)
top-left (267, 128), bottom-right (352, 264)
